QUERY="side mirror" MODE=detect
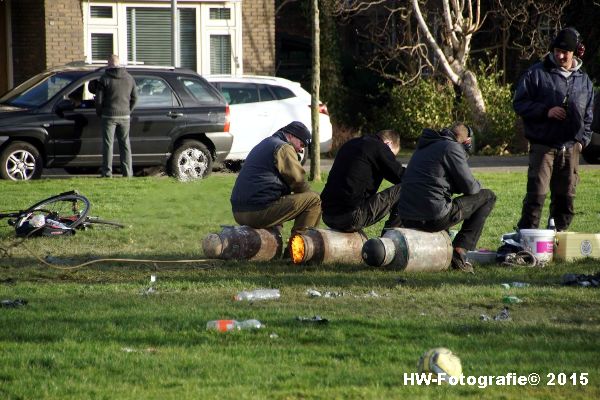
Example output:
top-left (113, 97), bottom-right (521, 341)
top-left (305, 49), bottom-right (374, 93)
top-left (55, 99), bottom-right (75, 115)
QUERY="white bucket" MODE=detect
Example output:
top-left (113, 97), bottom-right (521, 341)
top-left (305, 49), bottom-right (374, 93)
top-left (519, 229), bottom-right (556, 263)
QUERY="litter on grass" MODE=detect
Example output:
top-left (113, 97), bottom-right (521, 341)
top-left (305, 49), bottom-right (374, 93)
top-left (1, 298), bottom-right (27, 308)
top-left (296, 315), bottom-right (329, 324)
top-left (480, 307), bottom-right (511, 322)
top-left (562, 273), bottom-right (600, 287)
top-left (501, 282), bottom-right (530, 289)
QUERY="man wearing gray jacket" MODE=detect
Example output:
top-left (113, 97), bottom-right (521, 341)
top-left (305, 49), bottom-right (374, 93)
top-left (96, 54), bottom-right (138, 177)
top-left (395, 123), bottom-right (496, 272)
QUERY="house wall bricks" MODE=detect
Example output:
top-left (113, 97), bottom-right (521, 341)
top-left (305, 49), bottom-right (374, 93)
top-left (11, 0), bottom-right (46, 85)
top-left (11, 0), bottom-right (83, 85)
top-left (44, 0), bottom-right (84, 69)
top-left (242, 0), bottom-right (275, 75)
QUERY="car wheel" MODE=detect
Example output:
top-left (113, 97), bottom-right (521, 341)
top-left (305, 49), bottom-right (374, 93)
top-left (169, 140), bottom-right (213, 181)
top-left (0, 141), bottom-right (43, 181)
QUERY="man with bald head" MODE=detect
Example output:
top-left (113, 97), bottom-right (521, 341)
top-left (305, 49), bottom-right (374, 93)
top-left (96, 54), bottom-right (138, 177)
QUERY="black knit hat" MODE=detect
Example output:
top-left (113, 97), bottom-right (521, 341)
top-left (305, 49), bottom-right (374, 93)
top-left (552, 29), bottom-right (578, 52)
top-left (282, 121), bottom-right (311, 146)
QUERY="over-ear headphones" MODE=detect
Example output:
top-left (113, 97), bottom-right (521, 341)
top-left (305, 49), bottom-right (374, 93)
top-left (566, 27), bottom-right (585, 58)
top-left (553, 27), bottom-right (585, 58)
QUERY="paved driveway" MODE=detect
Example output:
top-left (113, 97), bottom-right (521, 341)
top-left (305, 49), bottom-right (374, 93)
top-left (308, 155), bottom-right (600, 174)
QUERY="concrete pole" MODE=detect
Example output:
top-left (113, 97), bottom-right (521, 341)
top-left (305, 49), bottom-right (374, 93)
top-left (171, 0), bottom-right (179, 67)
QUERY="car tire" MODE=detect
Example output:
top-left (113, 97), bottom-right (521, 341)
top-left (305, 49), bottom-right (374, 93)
top-left (0, 141), bottom-right (43, 181)
top-left (168, 140), bottom-right (213, 181)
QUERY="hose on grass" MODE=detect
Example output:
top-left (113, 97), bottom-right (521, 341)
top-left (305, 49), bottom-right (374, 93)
top-left (1, 236), bottom-right (221, 271)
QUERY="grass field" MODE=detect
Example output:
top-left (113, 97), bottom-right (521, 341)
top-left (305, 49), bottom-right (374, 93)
top-left (1, 170), bottom-right (600, 399)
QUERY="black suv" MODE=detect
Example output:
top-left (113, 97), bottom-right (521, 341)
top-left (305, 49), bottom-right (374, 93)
top-left (0, 65), bottom-right (231, 180)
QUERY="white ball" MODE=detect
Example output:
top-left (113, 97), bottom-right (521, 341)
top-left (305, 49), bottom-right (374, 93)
top-left (417, 347), bottom-right (462, 382)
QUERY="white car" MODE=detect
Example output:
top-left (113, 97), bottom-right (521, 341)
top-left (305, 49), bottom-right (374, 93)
top-left (206, 75), bottom-right (333, 162)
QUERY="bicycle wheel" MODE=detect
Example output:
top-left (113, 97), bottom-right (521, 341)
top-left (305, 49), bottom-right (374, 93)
top-left (15, 191), bottom-right (91, 229)
top-left (82, 216), bottom-right (125, 229)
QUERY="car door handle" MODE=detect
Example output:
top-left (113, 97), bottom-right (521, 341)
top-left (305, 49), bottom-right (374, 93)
top-left (167, 112), bottom-right (184, 118)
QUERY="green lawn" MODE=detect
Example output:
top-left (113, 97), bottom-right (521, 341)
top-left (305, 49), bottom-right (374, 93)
top-left (1, 171), bottom-right (599, 399)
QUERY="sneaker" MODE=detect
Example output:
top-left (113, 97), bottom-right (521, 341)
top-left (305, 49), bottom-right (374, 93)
top-left (451, 247), bottom-right (474, 273)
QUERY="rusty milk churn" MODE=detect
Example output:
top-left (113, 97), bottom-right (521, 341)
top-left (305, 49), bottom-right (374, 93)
top-left (289, 228), bottom-right (368, 264)
top-left (362, 228), bottom-right (452, 272)
top-left (202, 225), bottom-right (283, 261)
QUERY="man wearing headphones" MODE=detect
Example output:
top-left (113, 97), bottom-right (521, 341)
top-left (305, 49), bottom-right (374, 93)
top-left (513, 28), bottom-right (594, 232)
top-left (394, 123), bottom-right (496, 272)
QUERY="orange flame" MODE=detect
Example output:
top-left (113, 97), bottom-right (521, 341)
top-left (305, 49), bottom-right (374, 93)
top-left (290, 235), bottom-right (305, 264)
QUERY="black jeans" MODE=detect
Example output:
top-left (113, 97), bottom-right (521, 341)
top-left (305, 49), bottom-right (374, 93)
top-left (322, 184), bottom-right (402, 232)
top-left (401, 189), bottom-right (496, 250)
top-left (517, 144), bottom-right (579, 231)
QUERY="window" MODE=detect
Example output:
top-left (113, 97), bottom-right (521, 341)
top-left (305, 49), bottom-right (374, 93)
top-left (218, 83), bottom-right (258, 104)
top-left (210, 8), bottom-right (231, 20)
top-left (134, 77), bottom-right (179, 108)
top-left (127, 8), bottom-right (196, 69)
top-left (210, 35), bottom-right (231, 75)
top-left (178, 77), bottom-right (221, 104)
top-left (259, 85), bottom-right (275, 102)
top-left (271, 86), bottom-right (295, 100)
top-left (90, 6), bottom-right (113, 19)
top-left (91, 33), bottom-right (114, 62)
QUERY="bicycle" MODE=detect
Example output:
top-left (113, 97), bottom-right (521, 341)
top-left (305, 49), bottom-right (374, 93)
top-left (0, 190), bottom-right (124, 237)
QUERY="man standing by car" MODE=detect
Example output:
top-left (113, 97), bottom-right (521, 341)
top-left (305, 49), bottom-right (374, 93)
top-left (513, 28), bottom-right (594, 232)
top-left (230, 121), bottom-right (321, 237)
top-left (395, 123), bottom-right (496, 272)
top-left (320, 130), bottom-right (404, 234)
top-left (96, 54), bottom-right (138, 178)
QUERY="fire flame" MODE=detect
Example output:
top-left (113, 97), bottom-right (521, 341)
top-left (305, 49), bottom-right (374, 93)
top-left (290, 235), bottom-right (305, 264)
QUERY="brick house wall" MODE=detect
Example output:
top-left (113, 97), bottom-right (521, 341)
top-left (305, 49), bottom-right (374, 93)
top-left (10, 0), bottom-right (83, 85)
top-left (9, 0), bottom-right (274, 85)
top-left (44, 0), bottom-right (84, 68)
top-left (242, 0), bottom-right (275, 76)
top-left (11, 0), bottom-right (46, 85)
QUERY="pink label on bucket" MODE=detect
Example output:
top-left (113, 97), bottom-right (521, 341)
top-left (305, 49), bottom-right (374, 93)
top-left (536, 241), bottom-right (554, 253)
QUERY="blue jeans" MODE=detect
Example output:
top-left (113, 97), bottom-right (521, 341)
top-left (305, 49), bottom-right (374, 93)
top-left (101, 116), bottom-right (132, 177)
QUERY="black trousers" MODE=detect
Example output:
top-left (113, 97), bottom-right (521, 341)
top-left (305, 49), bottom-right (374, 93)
top-left (322, 184), bottom-right (402, 232)
top-left (401, 189), bottom-right (496, 250)
top-left (517, 144), bottom-right (579, 231)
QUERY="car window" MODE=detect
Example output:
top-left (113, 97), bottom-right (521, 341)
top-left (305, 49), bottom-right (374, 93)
top-left (218, 83), bottom-right (259, 105)
top-left (0, 71), bottom-right (83, 108)
top-left (65, 81), bottom-right (97, 109)
top-left (259, 85), bottom-right (276, 102)
top-left (270, 85), bottom-right (295, 100)
top-left (134, 77), bottom-right (179, 108)
top-left (178, 77), bottom-right (221, 104)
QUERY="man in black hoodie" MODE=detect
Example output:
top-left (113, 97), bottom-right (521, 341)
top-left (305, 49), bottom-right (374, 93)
top-left (396, 123), bottom-right (496, 272)
top-left (321, 130), bottom-right (404, 233)
top-left (96, 54), bottom-right (138, 177)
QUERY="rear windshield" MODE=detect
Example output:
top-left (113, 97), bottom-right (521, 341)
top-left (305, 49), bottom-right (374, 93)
top-left (0, 71), bottom-right (84, 108)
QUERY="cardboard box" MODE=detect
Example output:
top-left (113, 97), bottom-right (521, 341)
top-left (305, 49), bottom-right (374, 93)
top-left (554, 232), bottom-right (600, 262)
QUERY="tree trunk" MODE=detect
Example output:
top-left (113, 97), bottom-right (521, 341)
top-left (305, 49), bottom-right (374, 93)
top-left (460, 70), bottom-right (487, 134)
top-left (309, 0), bottom-right (321, 182)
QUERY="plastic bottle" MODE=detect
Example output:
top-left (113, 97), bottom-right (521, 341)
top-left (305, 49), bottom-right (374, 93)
top-left (234, 289), bottom-right (280, 301)
top-left (502, 295), bottom-right (523, 304)
top-left (206, 319), bottom-right (264, 332)
top-left (547, 218), bottom-right (556, 231)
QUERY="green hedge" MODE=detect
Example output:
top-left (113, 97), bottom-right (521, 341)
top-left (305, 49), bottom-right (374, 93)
top-left (371, 62), bottom-right (518, 153)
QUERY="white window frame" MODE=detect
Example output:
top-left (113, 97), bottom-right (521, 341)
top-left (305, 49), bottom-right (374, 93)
top-left (83, 0), bottom-right (243, 76)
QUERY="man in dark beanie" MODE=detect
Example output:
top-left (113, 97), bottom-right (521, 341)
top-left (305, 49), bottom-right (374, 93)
top-left (230, 121), bottom-right (321, 241)
top-left (513, 28), bottom-right (594, 232)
